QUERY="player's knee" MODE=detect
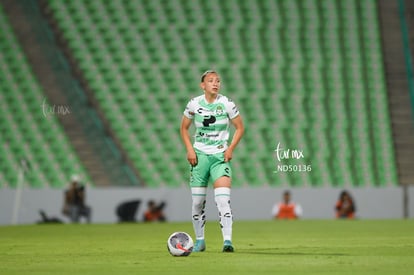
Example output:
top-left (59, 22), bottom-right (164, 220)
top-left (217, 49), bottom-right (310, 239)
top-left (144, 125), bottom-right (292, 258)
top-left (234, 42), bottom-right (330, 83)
top-left (213, 176), bottom-right (231, 189)
top-left (214, 187), bottom-right (231, 206)
top-left (192, 197), bottom-right (206, 212)
top-left (215, 196), bottom-right (231, 212)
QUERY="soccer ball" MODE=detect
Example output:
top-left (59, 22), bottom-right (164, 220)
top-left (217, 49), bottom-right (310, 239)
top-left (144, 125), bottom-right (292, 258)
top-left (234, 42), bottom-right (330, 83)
top-left (167, 232), bottom-right (194, 256)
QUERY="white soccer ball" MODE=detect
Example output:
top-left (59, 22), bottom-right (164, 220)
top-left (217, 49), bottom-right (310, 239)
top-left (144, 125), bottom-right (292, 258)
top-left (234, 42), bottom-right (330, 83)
top-left (167, 232), bottom-right (194, 256)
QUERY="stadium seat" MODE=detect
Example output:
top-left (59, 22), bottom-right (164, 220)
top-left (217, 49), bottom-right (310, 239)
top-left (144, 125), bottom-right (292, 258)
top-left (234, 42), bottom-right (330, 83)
top-left (44, 0), bottom-right (398, 188)
top-left (0, 4), bottom-right (91, 188)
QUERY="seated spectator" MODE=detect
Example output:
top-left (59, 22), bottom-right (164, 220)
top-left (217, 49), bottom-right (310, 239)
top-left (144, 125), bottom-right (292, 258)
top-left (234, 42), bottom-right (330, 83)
top-left (335, 190), bottom-right (356, 219)
top-left (272, 190), bottom-right (303, 220)
top-left (143, 200), bottom-right (166, 222)
top-left (62, 175), bottom-right (92, 223)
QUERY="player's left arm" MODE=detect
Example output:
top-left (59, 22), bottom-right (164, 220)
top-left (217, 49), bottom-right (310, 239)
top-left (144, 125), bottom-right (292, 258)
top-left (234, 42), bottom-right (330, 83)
top-left (224, 115), bottom-right (244, 162)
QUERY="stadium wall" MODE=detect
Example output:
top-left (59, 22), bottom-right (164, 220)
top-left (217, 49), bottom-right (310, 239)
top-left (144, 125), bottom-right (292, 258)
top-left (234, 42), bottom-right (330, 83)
top-left (0, 186), bottom-right (413, 225)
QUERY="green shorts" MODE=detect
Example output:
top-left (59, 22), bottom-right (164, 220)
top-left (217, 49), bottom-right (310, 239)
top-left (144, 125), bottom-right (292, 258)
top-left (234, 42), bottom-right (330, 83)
top-left (189, 150), bottom-right (232, 187)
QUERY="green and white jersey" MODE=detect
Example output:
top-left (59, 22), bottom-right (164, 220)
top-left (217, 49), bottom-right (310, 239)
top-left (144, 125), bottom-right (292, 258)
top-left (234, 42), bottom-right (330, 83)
top-left (183, 94), bottom-right (240, 154)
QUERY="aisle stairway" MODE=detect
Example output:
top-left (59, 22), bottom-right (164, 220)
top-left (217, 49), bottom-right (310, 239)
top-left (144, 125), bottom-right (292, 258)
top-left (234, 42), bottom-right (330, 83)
top-left (378, 0), bottom-right (414, 186)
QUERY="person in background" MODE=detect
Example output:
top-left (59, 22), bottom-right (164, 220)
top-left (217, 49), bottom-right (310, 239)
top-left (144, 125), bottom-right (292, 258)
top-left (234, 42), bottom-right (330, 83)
top-left (272, 190), bottom-right (303, 220)
top-left (62, 175), bottom-right (91, 223)
top-left (335, 190), bottom-right (356, 219)
top-left (143, 200), bottom-right (166, 222)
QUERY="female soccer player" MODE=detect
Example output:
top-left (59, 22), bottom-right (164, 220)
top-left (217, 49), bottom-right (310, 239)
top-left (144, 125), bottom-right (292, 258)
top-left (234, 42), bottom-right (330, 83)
top-left (180, 70), bottom-right (244, 252)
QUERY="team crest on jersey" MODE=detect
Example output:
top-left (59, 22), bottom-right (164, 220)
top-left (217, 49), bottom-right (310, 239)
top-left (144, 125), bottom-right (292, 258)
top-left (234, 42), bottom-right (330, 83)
top-left (215, 105), bottom-right (224, 116)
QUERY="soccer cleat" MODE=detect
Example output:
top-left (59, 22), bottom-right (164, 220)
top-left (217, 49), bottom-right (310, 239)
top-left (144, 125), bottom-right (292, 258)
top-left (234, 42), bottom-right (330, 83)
top-left (193, 239), bottom-right (206, 252)
top-left (222, 240), bottom-right (234, 252)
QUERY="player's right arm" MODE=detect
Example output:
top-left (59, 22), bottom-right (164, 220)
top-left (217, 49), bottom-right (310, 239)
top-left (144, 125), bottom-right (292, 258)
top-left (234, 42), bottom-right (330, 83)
top-left (180, 115), bottom-right (197, 166)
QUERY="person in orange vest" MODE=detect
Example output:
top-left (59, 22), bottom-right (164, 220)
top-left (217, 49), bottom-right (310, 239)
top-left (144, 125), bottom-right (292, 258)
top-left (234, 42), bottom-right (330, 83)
top-left (272, 190), bottom-right (303, 220)
top-left (335, 190), bottom-right (356, 219)
top-left (143, 200), bottom-right (166, 222)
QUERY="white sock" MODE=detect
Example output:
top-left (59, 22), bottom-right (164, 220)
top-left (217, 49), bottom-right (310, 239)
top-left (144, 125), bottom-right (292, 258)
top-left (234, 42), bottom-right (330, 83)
top-left (191, 187), bottom-right (207, 240)
top-left (214, 187), bottom-right (232, 242)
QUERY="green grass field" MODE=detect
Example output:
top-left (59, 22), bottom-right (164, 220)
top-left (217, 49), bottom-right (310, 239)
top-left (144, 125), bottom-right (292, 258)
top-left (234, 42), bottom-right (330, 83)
top-left (1, 220), bottom-right (413, 274)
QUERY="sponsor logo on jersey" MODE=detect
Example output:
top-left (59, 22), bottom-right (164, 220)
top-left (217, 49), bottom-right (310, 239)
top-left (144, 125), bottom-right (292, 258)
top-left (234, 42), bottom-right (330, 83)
top-left (198, 132), bottom-right (219, 138)
top-left (197, 107), bottom-right (207, 114)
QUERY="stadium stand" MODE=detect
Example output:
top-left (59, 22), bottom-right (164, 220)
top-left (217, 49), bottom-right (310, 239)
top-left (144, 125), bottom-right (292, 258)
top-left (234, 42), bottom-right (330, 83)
top-left (42, 0), bottom-right (397, 186)
top-left (0, 4), bottom-right (91, 188)
top-left (13, 0), bottom-right (398, 188)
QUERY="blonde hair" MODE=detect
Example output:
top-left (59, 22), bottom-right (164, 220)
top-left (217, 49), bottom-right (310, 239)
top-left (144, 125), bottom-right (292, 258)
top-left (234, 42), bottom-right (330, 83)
top-left (200, 70), bottom-right (218, 82)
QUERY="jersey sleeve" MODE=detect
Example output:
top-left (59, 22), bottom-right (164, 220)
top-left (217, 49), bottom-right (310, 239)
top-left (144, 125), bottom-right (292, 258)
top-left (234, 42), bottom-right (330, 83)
top-left (226, 97), bottom-right (240, 120)
top-left (183, 98), bottom-right (195, 119)
top-left (294, 204), bottom-right (303, 217)
top-left (271, 203), bottom-right (280, 217)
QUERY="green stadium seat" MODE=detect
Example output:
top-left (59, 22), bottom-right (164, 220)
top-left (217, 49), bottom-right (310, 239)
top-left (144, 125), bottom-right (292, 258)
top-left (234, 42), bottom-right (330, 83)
top-left (41, 0), bottom-right (399, 188)
top-left (0, 4), bottom-right (91, 188)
